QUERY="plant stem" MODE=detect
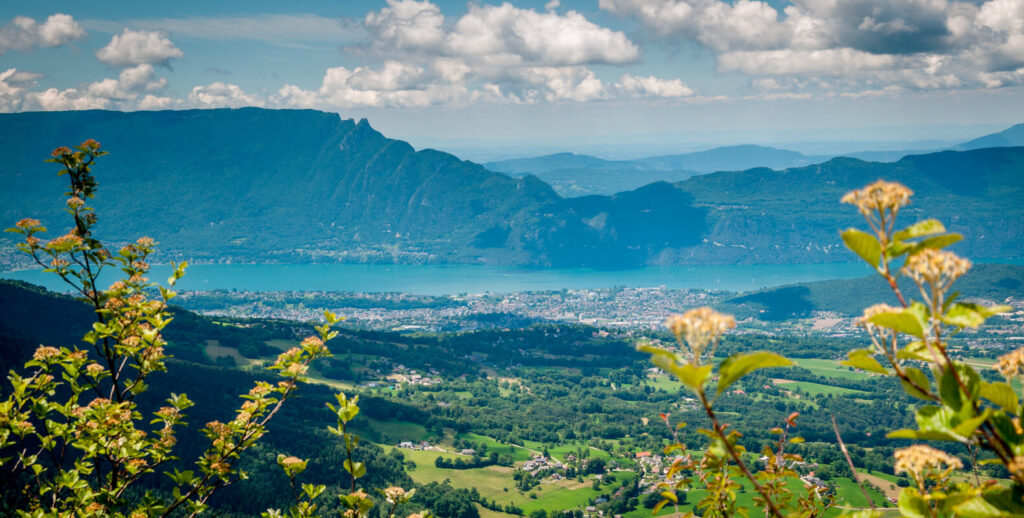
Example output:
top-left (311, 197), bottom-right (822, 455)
top-left (697, 389), bottom-right (783, 518)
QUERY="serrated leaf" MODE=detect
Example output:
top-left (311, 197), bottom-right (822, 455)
top-left (716, 352), bottom-right (792, 396)
top-left (841, 228), bottom-right (882, 268)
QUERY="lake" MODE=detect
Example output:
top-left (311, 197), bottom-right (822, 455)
top-left (0, 262), bottom-right (875, 295)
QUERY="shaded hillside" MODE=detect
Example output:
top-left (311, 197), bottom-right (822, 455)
top-left (722, 263), bottom-right (1024, 320)
top-left (659, 149), bottom-right (1024, 264)
top-left (0, 109), bottom-right (667, 268)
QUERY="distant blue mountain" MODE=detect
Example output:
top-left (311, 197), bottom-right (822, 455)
top-left (957, 123), bottom-right (1024, 150)
top-left (632, 145), bottom-right (810, 172)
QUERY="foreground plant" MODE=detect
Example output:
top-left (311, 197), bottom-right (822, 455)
top-left (838, 180), bottom-right (1022, 517)
top-left (643, 179), bottom-right (1023, 517)
top-left (0, 141), bottom-right (425, 517)
top-left (640, 309), bottom-right (832, 517)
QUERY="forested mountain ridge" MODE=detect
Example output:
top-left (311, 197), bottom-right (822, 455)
top-left (2, 108), bottom-right (1022, 268)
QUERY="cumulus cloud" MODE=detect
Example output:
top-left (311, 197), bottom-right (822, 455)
top-left (0, 14), bottom-right (85, 54)
top-left (96, 29), bottom-right (183, 67)
top-left (616, 74), bottom-right (695, 97)
top-left (269, 0), bottom-right (685, 109)
top-left (189, 83), bottom-right (264, 108)
top-left (601, 0), bottom-right (1024, 97)
top-left (365, 0), bottom-right (447, 52)
top-left (445, 3), bottom-right (639, 66)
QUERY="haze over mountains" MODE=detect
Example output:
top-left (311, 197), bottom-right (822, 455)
top-left (1, 108), bottom-right (1022, 269)
top-left (485, 123), bottom-right (1024, 196)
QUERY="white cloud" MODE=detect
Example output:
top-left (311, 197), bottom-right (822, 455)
top-left (2, 62), bottom-right (176, 112)
top-left (616, 74), bottom-right (695, 97)
top-left (365, 0), bottom-right (446, 52)
top-left (506, 66), bottom-right (608, 102)
top-left (136, 94), bottom-right (177, 110)
top-left (189, 83), bottom-right (264, 108)
top-left (0, 68), bottom-right (34, 112)
top-left (96, 29), bottom-right (183, 67)
top-left (602, 0), bottom-right (1024, 97)
top-left (298, 0), bottom-right (651, 108)
top-left (446, 3), bottom-right (639, 66)
top-left (0, 14), bottom-right (85, 54)
top-left (117, 64), bottom-right (167, 92)
top-left (718, 48), bottom-right (898, 75)
top-left (23, 88), bottom-right (111, 111)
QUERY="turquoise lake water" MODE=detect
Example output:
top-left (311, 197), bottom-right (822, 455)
top-left (0, 262), bottom-right (876, 295)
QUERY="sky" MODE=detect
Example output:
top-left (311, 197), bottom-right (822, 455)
top-left (2, 0), bottom-right (1024, 157)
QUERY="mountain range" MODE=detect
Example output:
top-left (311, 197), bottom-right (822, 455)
top-left (1, 108), bottom-right (1022, 269)
top-left (485, 124), bottom-right (1024, 196)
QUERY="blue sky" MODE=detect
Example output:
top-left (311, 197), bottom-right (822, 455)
top-left (2, 0), bottom-right (1024, 156)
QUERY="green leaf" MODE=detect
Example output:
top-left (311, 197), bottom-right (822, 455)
top-left (639, 343), bottom-right (713, 391)
top-left (940, 367), bottom-right (963, 411)
top-left (917, 233), bottom-right (963, 251)
top-left (955, 487), bottom-right (1024, 517)
top-left (869, 303), bottom-right (927, 337)
top-left (901, 367), bottom-right (933, 400)
top-left (842, 349), bottom-right (889, 375)
top-left (343, 460), bottom-right (366, 479)
top-left (894, 219), bottom-right (946, 242)
top-left (944, 302), bottom-right (1013, 328)
top-left (841, 228), bottom-right (882, 268)
top-left (671, 363), bottom-right (713, 392)
top-left (979, 382), bottom-right (1019, 414)
top-left (716, 352), bottom-right (792, 396)
top-left (898, 489), bottom-right (933, 518)
top-left (954, 497), bottom-right (1007, 518)
top-left (952, 410), bottom-right (992, 438)
top-left (897, 341), bottom-right (932, 362)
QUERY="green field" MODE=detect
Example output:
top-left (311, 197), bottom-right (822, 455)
top-left (359, 417), bottom-right (432, 443)
top-left (793, 358), bottom-right (873, 381)
top-left (643, 374), bottom-right (682, 392)
top-left (393, 446), bottom-right (637, 513)
top-left (459, 432), bottom-right (535, 462)
top-left (786, 381), bottom-right (867, 396)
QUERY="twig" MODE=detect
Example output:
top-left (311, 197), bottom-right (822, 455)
top-left (831, 415), bottom-right (875, 510)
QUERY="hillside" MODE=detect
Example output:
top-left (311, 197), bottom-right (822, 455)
top-left (2, 109), bottom-right (1023, 268)
top-left (0, 109), bottom-right (623, 267)
top-left (484, 152), bottom-right (700, 196)
top-left (958, 123), bottom-right (1024, 150)
top-left (722, 263), bottom-right (1024, 320)
top-left (632, 144), bottom-right (810, 172)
